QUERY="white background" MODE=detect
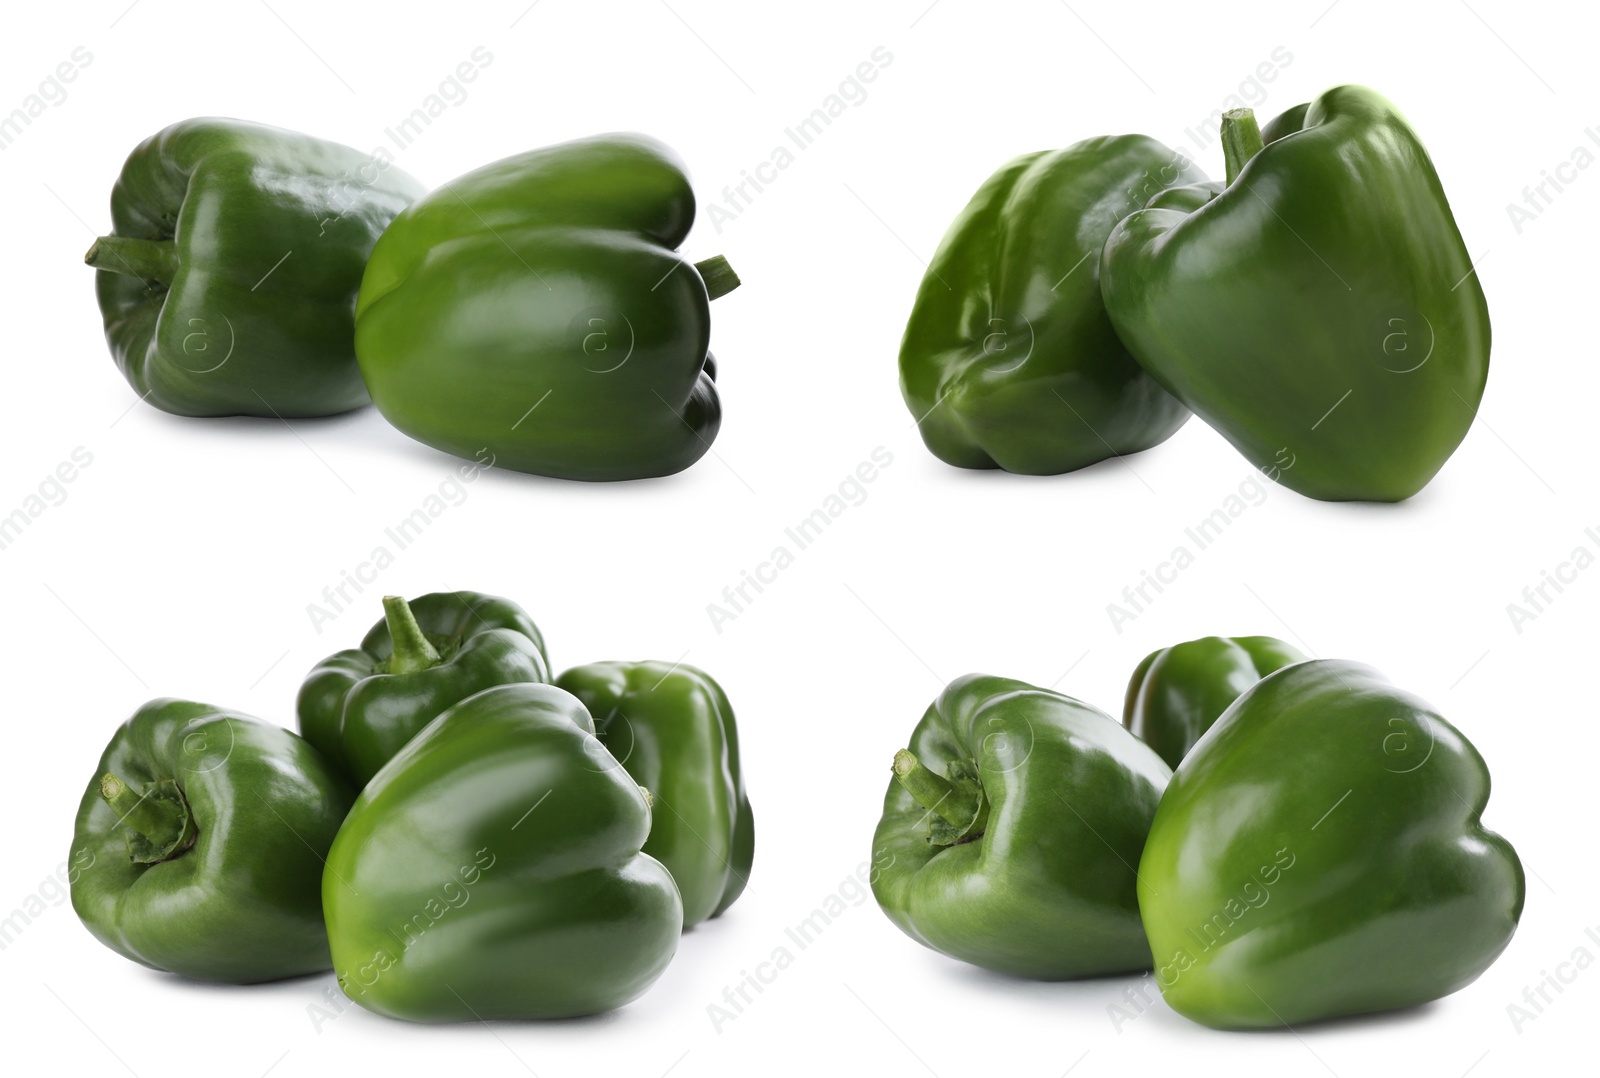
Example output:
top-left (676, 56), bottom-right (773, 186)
top-left (2, 0), bottom-right (1594, 1074)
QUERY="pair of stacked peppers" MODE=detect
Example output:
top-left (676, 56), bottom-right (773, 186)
top-left (86, 121), bottom-right (736, 480)
top-left (70, 591), bottom-right (753, 1022)
top-left (898, 85), bottom-right (1490, 502)
top-left (871, 636), bottom-right (1523, 1028)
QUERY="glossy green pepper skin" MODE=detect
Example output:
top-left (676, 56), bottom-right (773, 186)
top-left (354, 133), bottom-right (738, 481)
top-left (871, 675), bottom-right (1172, 979)
top-left (85, 118), bottom-right (423, 417)
top-left (556, 661), bottom-right (753, 926)
top-left (297, 592), bottom-right (550, 786)
top-left (323, 684), bottom-right (682, 1021)
top-left (899, 136), bottom-right (1202, 474)
top-left (70, 699), bottom-right (353, 983)
top-left (1139, 660), bottom-right (1524, 1028)
top-left (1123, 635), bottom-right (1304, 768)
top-left (1101, 86), bottom-right (1491, 502)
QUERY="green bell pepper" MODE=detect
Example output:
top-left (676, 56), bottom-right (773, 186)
top-left (556, 660), bottom-right (753, 926)
top-left (323, 683), bottom-right (682, 1021)
top-left (871, 674), bottom-right (1172, 979)
top-left (297, 591), bottom-right (550, 786)
top-left (70, 699), bottom-right (353, 983)
top-left (899, 136), bottom-right (1203, 473)
top-left (353, 133), bottom-right (738, 481)
top-left (1139, 659), bottom-right (1524, 1028)
top-left (1101, 86), bottom-right (1490, 502)
top-left (1123, 635), bottom-right (1304, 768)
top-left (84, 118), bottom-right (423, 417)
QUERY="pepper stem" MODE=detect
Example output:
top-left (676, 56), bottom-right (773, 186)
top-left (1221, 108), bottom-right (1266, 186)
top-left (84, 236), bottom-right (180, 286)
top-left (382, 595), bottom-right (442, 675)
top-left (100, 774), bottom-right (197, 862)
top-left (694, 255), bottom-right (741, 301)
top-left (892, 749), bottom-right (989, 845)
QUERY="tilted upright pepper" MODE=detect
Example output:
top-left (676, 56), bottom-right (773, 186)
top-left (871, 675), bottom-right (1172, 979)
top-left (1101, 86), bottom-right (1490, 501)
top-left (556, 660), bottom-right (753, 926)
top-left (1139, 660), bottom-right (1524, 1028)
top-left (354, 133), bottom-right (738, 480)
top-left (297, 592), bottom-right (549, 785)
top-left (899, 136), bottom-right (1202, 473)
top-left (1123, 635), bottom-right (1304, 768)
top-left (70, 699), bottom-right (353, 983)
top-left (85, 118), bottom-right (423, 417)
top-left (323, 684), bottom-right (682, 1021)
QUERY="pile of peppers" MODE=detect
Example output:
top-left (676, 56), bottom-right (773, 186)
top-left (899, 85), bottom-right (1490, 502)
top-left (871, 635), bottom-right (1523, 1029)
top-left (85, 121), bottom-right (738, 482)
top-left (69, 591), bottom-right (754, 1022)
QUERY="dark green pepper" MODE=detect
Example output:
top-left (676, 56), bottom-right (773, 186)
top-left (354, 133), bottom-right (738, 481)
top-left (70, 699), bottom-right (353, 982)
top-left (899, 136), bottom-right (1203, 473)
top-left (323, 684), bottom-right (681, 1021)
top-left (1139, 660), bottom-right (1524, 1028)
top-left (556, 660), bottom-right (753, 926)
top-left (85, 118), bottom-right (423, 417)
top-left (1101, 86), bottom-right (1490, 501)
top-left (871, 674), bottom-right (1171, 978)
top-left (1123, 635), bottom-right (1304, 768)
top-left (297, 592), bottom-right (549, 786)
